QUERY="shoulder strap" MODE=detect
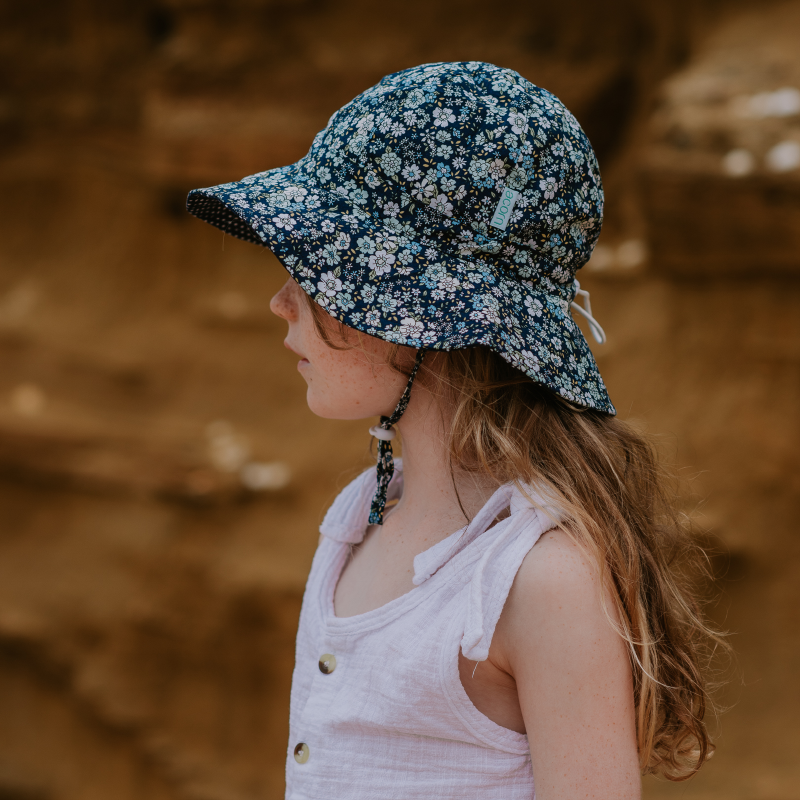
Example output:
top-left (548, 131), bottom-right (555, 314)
top-left (319, 460), bottom-right (404, 543)
top-left (461, 485), bottom-right (564, 661)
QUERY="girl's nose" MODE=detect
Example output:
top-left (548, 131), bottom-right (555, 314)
top-left (270, 278), bottom-right (299, 321)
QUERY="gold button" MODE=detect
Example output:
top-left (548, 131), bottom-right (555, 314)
top-left (293, 742), bottom-right (309, 764)
top-left (319, 653), bottom-right (337, 674)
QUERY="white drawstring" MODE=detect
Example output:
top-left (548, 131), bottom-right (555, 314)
top-left (570, 279), bottom-right (607, 345)
top-left (369, 425), bottom-right (396, 441)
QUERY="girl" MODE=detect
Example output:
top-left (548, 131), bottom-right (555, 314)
top-left (188, 62), bottom-right (720, 799)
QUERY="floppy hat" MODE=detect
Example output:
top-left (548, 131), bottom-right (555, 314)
top-left (187, 61), bottom-right (613, 521)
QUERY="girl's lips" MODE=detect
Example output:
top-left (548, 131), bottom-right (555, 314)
top-left (284, 339), bottom-right (305, 358)
top-left (284, 339), bottom-right (309, 369)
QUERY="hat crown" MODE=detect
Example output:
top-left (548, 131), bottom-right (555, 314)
top-left (187, 61), bottom-right (615, 414)
top-left (299, 61), bottom-right (603, 299)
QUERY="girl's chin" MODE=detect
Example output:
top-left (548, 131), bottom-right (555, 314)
top-left (297, 358), bottom-right (310, 370)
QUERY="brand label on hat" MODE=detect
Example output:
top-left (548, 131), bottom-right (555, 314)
top-left (490, 188), bottom-right (520, 231)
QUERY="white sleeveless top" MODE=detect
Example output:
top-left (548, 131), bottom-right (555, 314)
top-left (285, 461), bottom-right (562, 800)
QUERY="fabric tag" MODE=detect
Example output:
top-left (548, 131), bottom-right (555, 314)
top-left (489, 188), bottom-right (520, 231)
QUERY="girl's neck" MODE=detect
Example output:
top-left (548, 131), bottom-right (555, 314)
top-left (385, 380), bottom-right (498, 547)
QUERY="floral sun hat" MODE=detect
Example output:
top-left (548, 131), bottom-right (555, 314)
top-left (187, 60), bottom-right (613, 415)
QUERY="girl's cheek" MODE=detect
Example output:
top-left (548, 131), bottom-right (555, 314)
top-left (303, 350), bottom-right (387, 420)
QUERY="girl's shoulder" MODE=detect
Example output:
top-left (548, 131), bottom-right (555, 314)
top-left (490, 527), bottom-right (640, 797)
top-left (492, 526), bottom-right (627, 678)
top-left (514, 528), bottom-right (601, 608)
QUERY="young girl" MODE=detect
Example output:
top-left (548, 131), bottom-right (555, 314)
top-left (188, 61), bottom-right (719, 799)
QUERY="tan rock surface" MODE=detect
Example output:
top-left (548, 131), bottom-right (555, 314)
top-left (1, 1), bottom-right (798, 798)
top-left (641, 1), bottom-right (800, 275)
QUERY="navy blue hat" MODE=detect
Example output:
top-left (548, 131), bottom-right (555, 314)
top-left (187, 61), bottom-right (614, 414)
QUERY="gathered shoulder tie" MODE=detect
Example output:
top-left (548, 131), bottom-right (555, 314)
top-left (461, 484), bottom-right (566, 662)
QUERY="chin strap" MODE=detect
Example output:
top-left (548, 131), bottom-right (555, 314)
top-left (368, 348), bottom-right (426, 525)
top-left (570, 279), bottom-right (607, 345)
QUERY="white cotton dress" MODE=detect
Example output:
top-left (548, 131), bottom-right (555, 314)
top-left (285, 460), bottom-right (561, 800)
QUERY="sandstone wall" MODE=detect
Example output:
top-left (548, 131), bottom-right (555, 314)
top-left (0, 1), bottom-right (798, 798)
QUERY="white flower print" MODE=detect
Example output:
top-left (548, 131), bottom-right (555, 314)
top-left (320, 219), bottom-right (335, 234)
top-left (377, 113), bottom-right (392, 133)
top-left (399, 317), bottom-right (425, 337)
top-left (383, 201), bottom-right (400, 217)
top-left (520, 349), bottom-right (541, 372)
top-left (404, 88), bottom-right (426, 109)
top-left (430, 193), bottom-right (454, 217)
top-left (369, 250), bottom-right (395, 276)
top-left (439, 275), bottom-right (460, 293)
top-left (272, 213), bottom-right (295, 230)
top-left (432, 107), bottom-right (456, 127)
top-left (402, 164), bottom-right (422, 181)
top-left (348, 134), bottom-right (368, 154)
top-left (488, 158), bottom-right (507, 180)
top-left (317, 272), bottom-right (342, 297)
top-left (508, 111), bottom-right (528, 135)
top-left (540, 177), bottom-right (559, 199)
top-left (411, 179), bottom-right (436, 201)
top-left (284, 185), bottom-right (307, 202)
top-left (333, 232), bottom-right (351, 250)
top-left (355, 113), bottom-right (374, 131)
top-left (374, 232), bottom-right (398, 252)
top-left (524, 295), bottom-right (543, 316)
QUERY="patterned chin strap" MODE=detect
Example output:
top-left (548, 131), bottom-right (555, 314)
top-left (368, 348), bottom-right (426, 526)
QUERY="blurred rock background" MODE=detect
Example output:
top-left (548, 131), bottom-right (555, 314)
top-left (0, 0), bottom-right (798, 797)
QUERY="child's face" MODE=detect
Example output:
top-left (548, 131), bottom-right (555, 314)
top-left (270, 277), bottom-right (413, 420)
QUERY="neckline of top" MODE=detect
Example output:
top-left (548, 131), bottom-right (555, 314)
top-left (321, 462), bottom-right (565, 622)
top-left (320, 459), bottom-right (562, 548)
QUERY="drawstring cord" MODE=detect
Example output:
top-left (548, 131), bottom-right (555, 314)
top-left (368, 348), bottom-right (426, 525)
top-left (367, 283), bottom-right (601, 526)
top-left (570, 280), bottom-right (606, 345)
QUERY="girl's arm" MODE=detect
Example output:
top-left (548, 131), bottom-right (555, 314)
top-left (494, 530), bottom-right (641, 800)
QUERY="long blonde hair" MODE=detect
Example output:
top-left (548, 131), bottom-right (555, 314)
top-left (309, 296), bottom-right (725, 780)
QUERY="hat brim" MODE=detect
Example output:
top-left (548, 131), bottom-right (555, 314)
top-left (187, 159), bottom-right (615, 414)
